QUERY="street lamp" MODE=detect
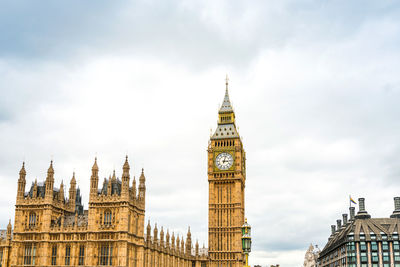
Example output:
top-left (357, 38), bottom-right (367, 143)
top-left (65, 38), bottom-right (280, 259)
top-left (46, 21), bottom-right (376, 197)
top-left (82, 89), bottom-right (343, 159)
top-left (241, 218), bottom-right (252, 267)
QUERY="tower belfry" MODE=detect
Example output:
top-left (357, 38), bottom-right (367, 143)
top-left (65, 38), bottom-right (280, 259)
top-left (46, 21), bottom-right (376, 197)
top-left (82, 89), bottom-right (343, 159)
top-left (208, 78), bottom-right (246, 267)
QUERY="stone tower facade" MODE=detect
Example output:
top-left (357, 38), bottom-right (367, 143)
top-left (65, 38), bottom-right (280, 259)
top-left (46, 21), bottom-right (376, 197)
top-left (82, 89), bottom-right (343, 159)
top-left (208, 78), bottom-right (246, 267)
top-left (0, 157), bottom-right (208, 267)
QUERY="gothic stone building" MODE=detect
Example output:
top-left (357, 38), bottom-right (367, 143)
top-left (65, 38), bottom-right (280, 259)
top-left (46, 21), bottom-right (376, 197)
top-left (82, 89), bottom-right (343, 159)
top-left (0, 80), bottom-right (247, 267)
top-left (318, 198), bottom-right (400, 267)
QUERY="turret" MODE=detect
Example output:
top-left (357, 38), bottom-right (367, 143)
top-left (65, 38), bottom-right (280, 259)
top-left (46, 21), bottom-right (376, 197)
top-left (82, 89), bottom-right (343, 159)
top-left (17, 162), bottom-right (26, 201)
top-left (160, 227), bottom-right (164, 246)
top-left (195, 240), bottom-right (199, 256)
top-left (171, 232), bottom-right (175, 249)
top-left (7, 220), bottom-right (12, 241)
top-left (59, 181), bottom-right (65, 202)
top-left (176, 235), bottom-right (180, 252)
top-left (45, 161), bottom-right (55, 200)
top-left (90, 158), bottom-right (99, 199)
top-left (132, 176), bottom-right (137, 199)
top-left (181, 237), bottom-right (185, 254)
top-left (186, 226), bottom-right (192, 255)
top-left (121, 156), bottom-right (130, 198)
top-left (32, 179), bottom-right (38, 198)
top-left (139, 168), bottom-right (146, 203)
top-left (146, 220), bottom-right (151, 243)
top-left (166, 229), bottom-right (170, 248)
top-left (69, 173), bottom-right (77, 211)
top-left (107, 175), bottom-right (112, 195)
top-left (153, 224), bottom-right (158, 242)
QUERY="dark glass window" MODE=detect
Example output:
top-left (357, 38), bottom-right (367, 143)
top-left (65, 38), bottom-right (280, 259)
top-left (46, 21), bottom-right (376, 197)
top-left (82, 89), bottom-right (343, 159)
top-left (372, 252), bottom-right (379, 262)
top-left (360, 242), bottom-right (367, 251)
top-left (28, 213), bottom-right (36, 227)
top-left (65, 245), bottom-right (71, 265)
top-left (98, 244), bottom-right (113, 266)
top-left (104, 210), bottom-right (112, 226)
top-left (78, 245), bottom-right (85, 265)
top-left (394, 241), bottom-right (400, 251)
top-left (23, 244), bottom-right (36, 265)
top-left (51, 245), bottom-right (57, 266)
top-left (371, 242), bottom-right (378, 251)
top-left (382, 241), bottom-right (389, 251)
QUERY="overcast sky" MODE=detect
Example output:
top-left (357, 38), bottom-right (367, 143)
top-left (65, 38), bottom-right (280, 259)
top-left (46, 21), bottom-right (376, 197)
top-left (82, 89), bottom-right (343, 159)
top-left (1, 0), bottom-right (400, 266)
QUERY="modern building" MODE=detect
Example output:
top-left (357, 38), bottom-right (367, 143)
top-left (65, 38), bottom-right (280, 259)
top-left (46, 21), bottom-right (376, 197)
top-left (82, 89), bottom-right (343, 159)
top-left (0, 79), bottom-right (247, 267)
top-left (318, 197), bottom-right (400, 267)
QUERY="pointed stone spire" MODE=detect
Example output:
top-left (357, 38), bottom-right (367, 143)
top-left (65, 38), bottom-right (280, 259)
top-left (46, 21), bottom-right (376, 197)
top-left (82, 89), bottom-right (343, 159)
top-left (166, 229), bottom-right (170, 247)
top-left (111, 170), bottom-right (117, 182)
top-left (176, 235), bottom-right (180, 252)
top-left (154, 223), bottom-right (158, 241)
top-left (69, 173), bottom-right (77, 211)
top-left (33, 179), bottom-right (38, 198)
top-left (122, 156), bottom-right (130, 198)
top-left (107, 175), bottom-right (112, 195)
top-left (92, 157), bottom-right (99, 171)
top-left (47, 160), bottom-right (54, 176)
top-left (195, 239), bottom-right (199, 256)
top-left (160, 226), bottom-right (165, 245)
top-left (123, 155), bottom-right (130, 171)
top-left (7, 220), bottom-right (12, 240)
top-left (132, 176), bottom-right (137, 198)
top-left (186, 226), bottom-right (192, 255)
top-left (19, 162), bottom-right (26, 176)
top-left (59, 180), bottom-right (65, 202)
top-left (146, 220), bottom-right (151, 242)
top-left (181, 237), bottom-right (185, 254)
top-left (171, 232), bottom-right (175, 249)
top-left (17, 162), bottom-right (27, 200)
top-left (219, 75), bottom-right (234, 113)
top-left (70, 172), bottom-right (76, 185)
top-left (45, 161), bottom-right (55, 200)
top-left (139, 168), bottom-right (146, 202)
top-left (90, 157), bottom-right (99, 198)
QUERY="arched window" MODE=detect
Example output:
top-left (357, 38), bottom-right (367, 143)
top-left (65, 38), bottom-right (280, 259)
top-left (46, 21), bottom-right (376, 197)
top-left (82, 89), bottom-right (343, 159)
top-left (104, 210), bottom-right (112, 226)
top-left (29, 212), bottom-right (36, 227)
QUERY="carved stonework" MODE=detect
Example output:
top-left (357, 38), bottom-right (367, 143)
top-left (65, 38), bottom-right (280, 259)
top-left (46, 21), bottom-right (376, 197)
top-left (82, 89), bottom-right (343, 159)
top-left (304, 244), bottom-right (320, 267)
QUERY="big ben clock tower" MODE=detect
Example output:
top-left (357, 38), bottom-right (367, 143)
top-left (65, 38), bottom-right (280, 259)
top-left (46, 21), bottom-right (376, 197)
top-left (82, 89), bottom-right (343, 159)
top-left (208, 77), bottom-right (246, 267)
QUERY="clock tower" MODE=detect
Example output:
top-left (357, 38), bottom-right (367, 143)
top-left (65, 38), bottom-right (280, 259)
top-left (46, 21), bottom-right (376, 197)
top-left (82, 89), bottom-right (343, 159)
top-left (208, 77), bottom-right (246, 267)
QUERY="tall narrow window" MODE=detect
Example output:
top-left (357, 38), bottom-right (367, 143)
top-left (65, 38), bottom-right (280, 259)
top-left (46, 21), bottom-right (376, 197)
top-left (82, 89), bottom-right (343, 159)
top-left (0, 248), bottom-right (3, 267)
top-left (104, 210), bottom-right (112, 226)
top-left (65, 245), bottom-right (71, 265)
top-left (98, 244), bottom-right (113, 265)
top-left (23, 244), bottom-right (36, 265)
top-left (29, 212), bottom-right (36, 227)
top-left (78, 245), bottom-right (85, 265)
top-left (51, 245), bottom-right (57, 266)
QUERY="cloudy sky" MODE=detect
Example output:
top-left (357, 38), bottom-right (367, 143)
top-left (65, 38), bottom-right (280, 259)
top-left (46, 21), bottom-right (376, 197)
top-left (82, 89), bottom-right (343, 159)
top-left (1, 0), bottom-right (400, 266)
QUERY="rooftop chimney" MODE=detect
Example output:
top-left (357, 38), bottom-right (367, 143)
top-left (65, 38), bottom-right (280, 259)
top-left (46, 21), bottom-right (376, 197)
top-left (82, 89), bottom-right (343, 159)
top-left (391, 197), bottom-right (400, 218)
top-left (331, 225), bottom-right (336, 235)
top-left (342, 214), bottom-right (348, 225)
top-left (349, 207), bottom-right (355, 221)
top-left (337, 219), bottom-right (342, 230)
top-left (355, 198), bottom-right (371, 219)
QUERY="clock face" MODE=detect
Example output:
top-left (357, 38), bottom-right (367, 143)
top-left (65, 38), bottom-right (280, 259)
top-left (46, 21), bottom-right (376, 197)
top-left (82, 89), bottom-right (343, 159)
top-left (215, 152), bottom-right (234, 170)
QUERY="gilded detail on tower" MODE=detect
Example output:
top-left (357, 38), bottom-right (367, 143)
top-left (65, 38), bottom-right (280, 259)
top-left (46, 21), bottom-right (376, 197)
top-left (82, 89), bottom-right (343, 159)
top-left (0, 78), bottom-right (247, 267)
top-left (208, 77), bottom-right (247, 267)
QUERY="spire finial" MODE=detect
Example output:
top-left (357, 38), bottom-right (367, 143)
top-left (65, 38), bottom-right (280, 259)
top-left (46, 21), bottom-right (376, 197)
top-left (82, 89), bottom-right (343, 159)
top-left (219, 76), bottom-right (233, 113)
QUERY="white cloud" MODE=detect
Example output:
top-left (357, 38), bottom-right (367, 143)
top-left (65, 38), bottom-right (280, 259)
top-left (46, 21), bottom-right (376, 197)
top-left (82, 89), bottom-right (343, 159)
top-left (1, 1), bottom-right (400, 267)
